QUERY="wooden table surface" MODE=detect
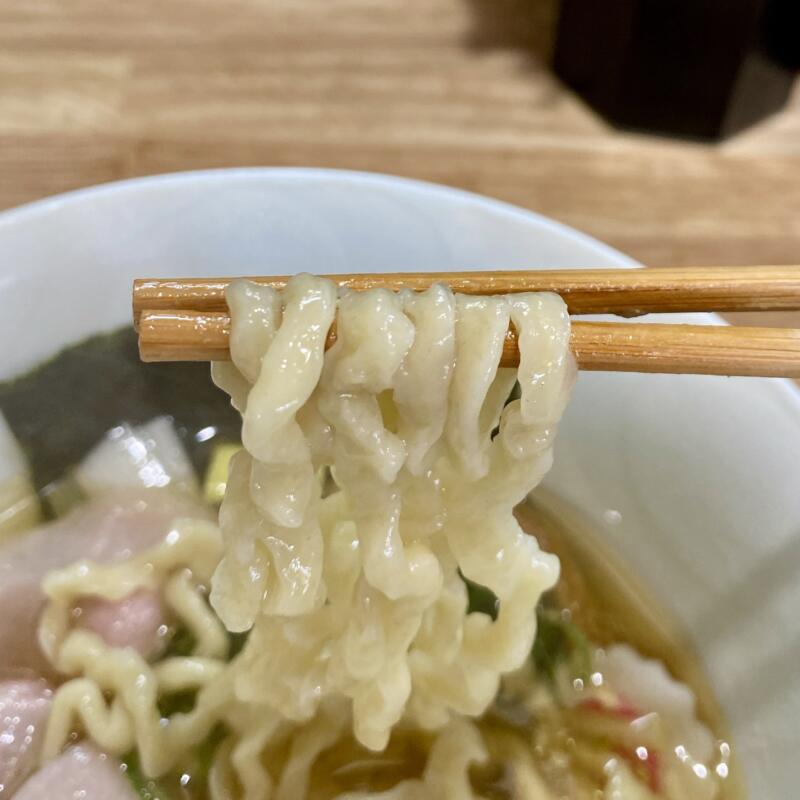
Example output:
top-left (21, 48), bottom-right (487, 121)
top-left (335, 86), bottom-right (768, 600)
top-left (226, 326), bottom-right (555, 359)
top-left (2, 0), bottom-right (799, 285)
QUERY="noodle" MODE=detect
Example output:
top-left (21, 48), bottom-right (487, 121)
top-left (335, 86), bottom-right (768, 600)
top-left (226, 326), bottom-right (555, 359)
top-left (35, 275), bottom-right (630, 797)
top-left (212, 276), bottom-right (571, 755)
top-left (38, 519), bottom-right (230, 774)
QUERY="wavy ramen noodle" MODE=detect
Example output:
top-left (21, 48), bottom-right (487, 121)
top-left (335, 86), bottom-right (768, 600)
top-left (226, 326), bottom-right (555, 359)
top-left (210, 276), bottom-right (571, 747)
top-left (33, 275), bottom-right (729, 799)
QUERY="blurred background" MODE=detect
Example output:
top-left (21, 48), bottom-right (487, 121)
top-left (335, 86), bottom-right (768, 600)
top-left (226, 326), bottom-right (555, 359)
top-left (1, 0), bottom-right (798, 274)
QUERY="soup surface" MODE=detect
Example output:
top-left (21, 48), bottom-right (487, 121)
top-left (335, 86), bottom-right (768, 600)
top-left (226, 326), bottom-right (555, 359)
top-left (0, 327), bottom-right (744, 799)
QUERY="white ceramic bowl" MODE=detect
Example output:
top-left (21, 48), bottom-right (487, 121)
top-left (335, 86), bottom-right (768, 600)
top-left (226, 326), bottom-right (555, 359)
top-left (1, 168), bottom-right (798, 797)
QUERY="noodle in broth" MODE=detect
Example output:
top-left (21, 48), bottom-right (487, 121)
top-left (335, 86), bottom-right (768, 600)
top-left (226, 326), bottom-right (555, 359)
top-left (0, 276), bottom-right (741, 799)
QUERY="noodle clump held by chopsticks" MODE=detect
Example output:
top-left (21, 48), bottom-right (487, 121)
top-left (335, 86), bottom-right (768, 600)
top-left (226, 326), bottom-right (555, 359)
top-left (40, 274), bottom-right (575, 798)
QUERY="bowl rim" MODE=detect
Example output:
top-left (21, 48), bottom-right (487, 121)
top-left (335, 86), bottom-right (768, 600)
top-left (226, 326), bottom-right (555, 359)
top-left (2, 165), bottom-right (799, 406)
top-left (6, 166), bottom-right (796, 404)
top-left (0, 165), bottom-right (633, 266)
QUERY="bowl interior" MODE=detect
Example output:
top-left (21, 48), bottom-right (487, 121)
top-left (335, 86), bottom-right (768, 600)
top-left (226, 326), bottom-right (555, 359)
top-left (1, 168), bottom-right (799, 796)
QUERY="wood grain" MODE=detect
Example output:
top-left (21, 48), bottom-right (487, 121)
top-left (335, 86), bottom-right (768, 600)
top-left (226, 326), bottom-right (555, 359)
top-left (137, 309), bottom-right (800, 378)
top-left (132, 267), bottom-right (800, 325)
top-left (1, 0), bottom-right (799, 325)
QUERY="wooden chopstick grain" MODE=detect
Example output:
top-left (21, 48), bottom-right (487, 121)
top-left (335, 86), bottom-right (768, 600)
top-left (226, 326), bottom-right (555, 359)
top-left (137, 309), bottom-right (800, 378)
top-left (132, 266), bottom-right (800, 328)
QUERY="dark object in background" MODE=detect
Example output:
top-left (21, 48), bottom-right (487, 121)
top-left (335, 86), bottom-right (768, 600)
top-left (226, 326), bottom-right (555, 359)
top-left (554, 0), bottom-right (799, 140)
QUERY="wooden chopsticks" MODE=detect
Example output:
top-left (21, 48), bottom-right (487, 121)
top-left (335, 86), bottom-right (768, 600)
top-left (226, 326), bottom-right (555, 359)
top-left (133, 267), bottom-right (800, 378)
top-left (133, 266), bottom-right (800, 323)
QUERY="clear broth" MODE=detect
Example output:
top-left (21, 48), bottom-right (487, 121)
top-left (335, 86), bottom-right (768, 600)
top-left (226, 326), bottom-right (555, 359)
top-left (515, 491), bottom-right (746, 800)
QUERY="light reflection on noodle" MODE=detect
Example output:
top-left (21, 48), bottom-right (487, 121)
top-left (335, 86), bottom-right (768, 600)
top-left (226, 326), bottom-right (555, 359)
top-left (38, 275), bottom-right (581, 798)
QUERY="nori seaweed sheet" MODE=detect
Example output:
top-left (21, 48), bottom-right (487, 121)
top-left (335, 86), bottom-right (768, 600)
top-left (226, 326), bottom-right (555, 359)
top-left (0, 327), bottom-right (240, 490)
